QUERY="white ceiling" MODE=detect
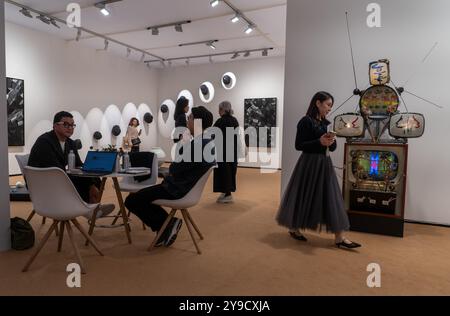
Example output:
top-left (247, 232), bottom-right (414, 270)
top-left (5, 0), bottom-right (287, 67)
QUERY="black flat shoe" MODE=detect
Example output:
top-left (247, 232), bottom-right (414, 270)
top-left (335, 240), bottom-right (361, 249)
top-left (289, 231), bottom-right (307, 242)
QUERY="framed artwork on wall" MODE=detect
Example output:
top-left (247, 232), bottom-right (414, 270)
top-left (6, 77), bottom-right (25, 146)
top-left (244, 97), bottom-right (277, 148)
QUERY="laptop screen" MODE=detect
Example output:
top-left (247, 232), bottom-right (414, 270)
top-left (82, 151), bottom-right (117, 173)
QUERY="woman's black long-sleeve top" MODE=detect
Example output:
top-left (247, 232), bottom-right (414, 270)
top-left (295, 116), bottom-right (337, 154)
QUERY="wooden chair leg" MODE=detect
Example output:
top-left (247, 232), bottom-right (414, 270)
top-left (42, 217), bottom-right (46, 225)
top-left (65, 221), bottom-right (86, 274)
top-left (54, 220), bottom-right (59, 237)
top-left (26, 210), bottom-right (35, 222)
top-left (57, 222), bottom-right (65, 252)
top-left (148, 209), bottom-right (176, 251)
top-left (22, 221), bottom-right (58, 272)
top-left (184, 210), bottom-right (204, 240)
top-left (71, 219), bottom-right (104, 256)
top-left (85, 206), bottom-right (100, 246)
top-left (142, 221), bottom-right (146, 230)
top-left (181, 210), bottom-right (201, 255)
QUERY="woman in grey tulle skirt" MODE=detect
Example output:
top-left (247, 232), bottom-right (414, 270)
top-left (276, 92), bottom-right (361, 249)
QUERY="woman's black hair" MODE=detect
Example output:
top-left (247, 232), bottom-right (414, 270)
top-left (306, 91), bottom-right (334, 119)
top-left (174, 96), bottom-right (189, 120)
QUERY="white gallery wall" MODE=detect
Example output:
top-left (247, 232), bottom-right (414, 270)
top-left (283, 0), bottom-right (450, 225)
top-left (6, 22), bottom-right (160, 175)
top-left (157, 57), bottom-right (285, 169)
top-left (1, 1), bottom-right (11, 251)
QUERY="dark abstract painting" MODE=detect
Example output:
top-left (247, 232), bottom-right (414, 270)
top-left (244, 97), bottom-right (277, 148)
top-left (6, 77), bottom-right (24, 146)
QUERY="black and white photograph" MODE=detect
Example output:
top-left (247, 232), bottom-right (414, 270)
top-left (6, 77), bottom-right (25, 146)
top-left (244, 97), bottom-right (277, 147)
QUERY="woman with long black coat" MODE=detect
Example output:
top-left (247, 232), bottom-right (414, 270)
top-left (213, 101), bottom-right (240, 203)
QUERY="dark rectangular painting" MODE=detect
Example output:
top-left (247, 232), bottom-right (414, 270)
top-left (244, 97), bottom-right (277, 148)
top-left (6, 77), bottom-right (25, 146)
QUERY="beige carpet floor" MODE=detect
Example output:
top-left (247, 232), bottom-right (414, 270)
top-left (1, 168), bottom-right (450, 296)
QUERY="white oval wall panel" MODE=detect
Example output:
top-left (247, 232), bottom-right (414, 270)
top-left (177, 90), bottom-right (194, 114)
top-left (158, 99), bottom-right (175, 138)
top-left (221, 72), bottom-right (237, 90)
top-left (199, 81), bottom-right (215, 103)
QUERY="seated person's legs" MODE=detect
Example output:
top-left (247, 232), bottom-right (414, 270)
top-left (125, 184), bottom-right (183, 246)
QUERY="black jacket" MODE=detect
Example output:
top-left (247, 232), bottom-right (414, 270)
top-left (295, 116), bottom-right (337, 154)
top-left (213, 113), bottom-right (240, 163)
top-left (28, 130), bottom-right (83, 170)
top-left (162, 135), bottom-right (216, 198)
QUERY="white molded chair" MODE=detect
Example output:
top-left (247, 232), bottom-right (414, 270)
top-left (116, 153), bottom-right (158, 230)
top-left (14, 154), bottom-right (42, 223)
top-left (149, 167), bottom-right (214, 254)
top-left (119, 156), bottom-right (158, 192)
top-left (22, 166), bottom-right (104, 274)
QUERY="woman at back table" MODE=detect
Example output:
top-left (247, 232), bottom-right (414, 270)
top-left (125, 117), bottom-right (141, 152)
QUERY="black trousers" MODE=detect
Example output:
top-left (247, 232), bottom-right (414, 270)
top-left (124, 184), bottom-right (177, 232)
top-left (213, 162), bottom-right (237, 193)
top-left (69, 175), bottom-right (101, 203)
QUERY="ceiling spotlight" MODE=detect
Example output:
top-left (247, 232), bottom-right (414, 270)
top-left (244, 51), bottom-right (250, 57)
top-left (231, 14), bottom-right (240, 23)
top-left (37, 15), bottom-right (51, 25)
top-left (185, 58), bottom-right (190, 66)
top-left (262, 49), bottom-right (268, 57)
top-left (168, 60), bottom-right (173, 67)
top-left (206, 41), bottom-right (216, 50)
top-left (175, 24), bottom-right (183, 32)
top-left (140, 53), bottom-right (145, 62)
top-left (104, 39), bottom-right (109, 50)
top-left (76, 28), bottom-right (82, 41)
top-left (151, 27), bottom-right (159, 35)
top-left (245, 24), bottom-right (254, 34)
top-left (95, 2), bottom-right (110, 16)
top-left (19, 8), bottom-right (33, 18)
top-left (231, 52), bottom-right (239, 59)
top-left (210, 0), bottom-right (220, 8)
top-left (50, 19), bottom-right (60, 29)
top-left (126, 48), bottom-right (131, 57)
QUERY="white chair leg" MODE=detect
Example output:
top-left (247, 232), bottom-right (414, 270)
top-left (22, 221), bottom-right (59, 272)
top-left (181, 210), bottom-right (201, 255)
top-left (65, 221), bottom-right (86, 274)
top-left (148, 209), bottom-right (176, 251)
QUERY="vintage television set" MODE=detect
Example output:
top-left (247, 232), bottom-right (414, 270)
top-left (343, 143), bottom-right (408, 237)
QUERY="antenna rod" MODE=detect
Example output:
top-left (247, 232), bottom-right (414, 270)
top-left (345, 12), bottom-right (359, 93)
top-left (402, 42), bottom-right (438, 87)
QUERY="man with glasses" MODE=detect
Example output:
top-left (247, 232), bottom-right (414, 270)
top-left (28, 111), bottom-right (115, 218)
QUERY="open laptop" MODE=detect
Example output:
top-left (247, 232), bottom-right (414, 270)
top-left (76, 151), bottom-right (117, 176)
